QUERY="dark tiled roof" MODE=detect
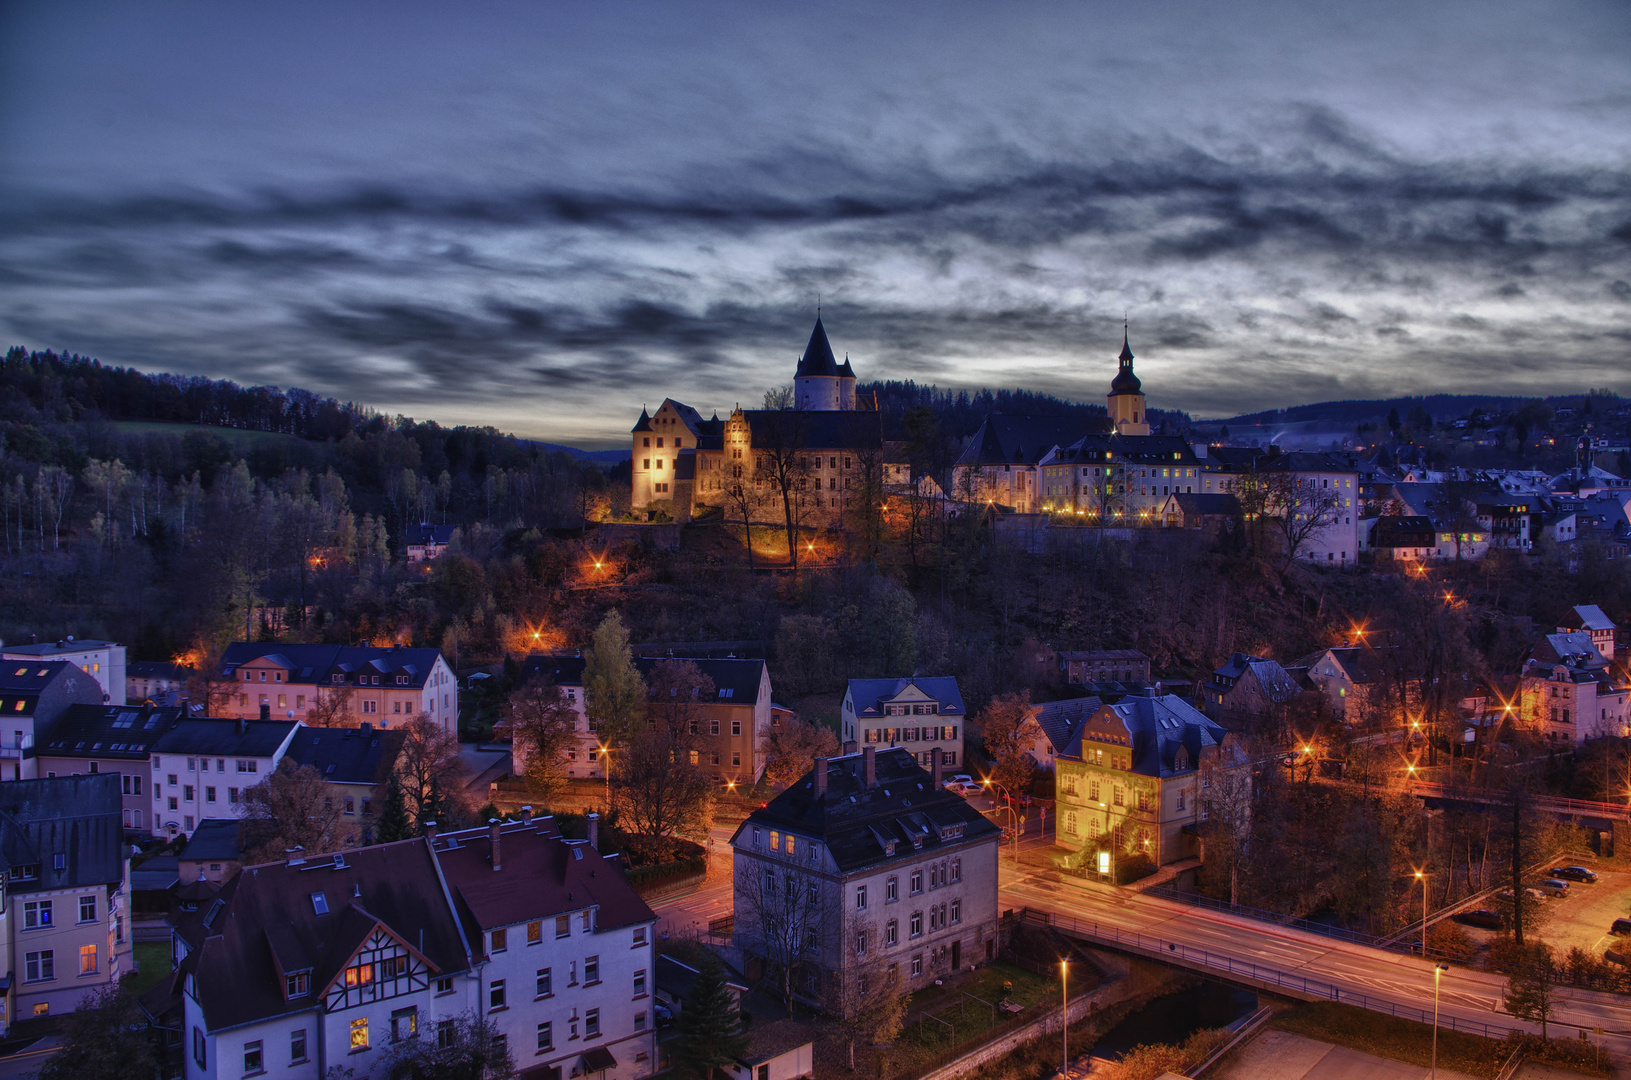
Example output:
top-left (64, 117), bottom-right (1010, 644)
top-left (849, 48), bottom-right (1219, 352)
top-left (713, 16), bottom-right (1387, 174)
top-left (656, 954), bottom-right (749, 1002)
top-left (1058, 649), bottom-right (1148, 663)
top-left (1167, 493), bottom-right (1243, 516)
top-left (129, 661), bottom-right (193, 681)
top-left (405, 523), bottom-right (456, 545)
top-left (1043, 433), bottom-right (1200, 467)
top-left (36, 703), bottom-right (182, 760)
top-left (179, 819), bottom-right (245, 863)
top-left (1532, 632), bottom-right (1609, 670)
top-left (0, 658), bottom-right (79, 692)
top-left (1033, 696), bottom-right (1102, 754)
top-left (153, 718), bottom-right (297, 758)
top-left (738, 1018), bottom-right (819, 1065)
top-left (632, 408), bottom-right (653, 433)
top-left (3, 639), bottom-right (120, 655)
top-left (1564, 604), bottom-right (1616, 632)
top-left (189, 839), bottom-right (470, 1033)
top-left (1063, 694), bottom-right (1234, 779)
top-left (1372, 516), bottom-right (1435, 547)
top-left (742, 409), bottom-right (882, 451)
top-left (432, 820), bottom-right (655, 935)
top-left (846, 677), bottom-right (964, 717)
top-left (218, 643), bottom-right (446, 688)
top-left (738, 749), bottom-right (1000, 874)
top-left (284, 726), bottom-right (405, 786)
top-left (521, 653), bottom-right (767, 703)
top-left (0, 774), bottom-right (124, 892)
top-left (956, 415), bottom-right (1113, 468)
top-left (1295, 646), bottom-right (1397, 685)
top-left (795, 317), bottom-right (840, 378)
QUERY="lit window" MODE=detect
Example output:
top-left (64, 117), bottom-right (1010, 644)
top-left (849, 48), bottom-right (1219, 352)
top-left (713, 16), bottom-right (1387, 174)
top-left (349, 1018), bottom-right (368, 1050)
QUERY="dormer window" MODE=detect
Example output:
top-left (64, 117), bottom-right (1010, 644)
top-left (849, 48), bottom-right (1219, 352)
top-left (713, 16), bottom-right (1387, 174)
top-left (286, 971), bottom-right (311, 998)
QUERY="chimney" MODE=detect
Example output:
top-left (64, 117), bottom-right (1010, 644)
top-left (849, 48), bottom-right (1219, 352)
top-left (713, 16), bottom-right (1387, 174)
top-left (423, 821), bottom-right (437, 840)
top-left (237, 717), bottom-right (248, 736)
top-left (489, 818), bottom-right (502, 871)
top-left (931, 747), bottom-right (943, 787)
top-left (813, 757), bottom-right (828, 797)
top-left (587, 812), bottom-right (600, 849)
top-left (843, 740), bottom-right (858, 756)
top-left (258, 703), bottom-right (269, 721)
top-left (519, 805), bottom-right (533, 823)
top-left (862, 746), bottom-right (876, 788)
top-left (359, 722), bottom-right (372, 736)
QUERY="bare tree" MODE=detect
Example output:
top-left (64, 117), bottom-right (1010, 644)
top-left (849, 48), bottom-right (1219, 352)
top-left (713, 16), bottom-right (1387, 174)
top-left (836, 964), bottom-right (908, 1071)
top-left (722, 474), bottom-right (762, 571)
top-left (762, 384), bottom-right (795, 410)
top-left (397, 713), bottom-right (468, 826)
top-left (762, 717), bottom-right (840, 790)
top-left (844, 442), bottom-right (887, 561)
top-left (612, 730), bottom-right (714, 840)
top-left (1262, 471), bottom-right (1343, 571)
top-left (1197, 749), bottom-right (1256, 906)
top-left (506, 679), bottom-right (579, 802)
top-left (735, 855), bottom-right (820, 1011)
top-left (645, 659), bottom-right (716, 741)
top-left (241, 759), bottom-right (345, 862)
top-left (755, 411), bottom-right (813, 570)
top-left (304, 684), bottom-right (351, 728)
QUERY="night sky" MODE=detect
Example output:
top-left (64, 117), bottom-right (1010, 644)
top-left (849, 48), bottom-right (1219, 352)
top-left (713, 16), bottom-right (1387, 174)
top-left (2, 2), bottom-right (1628, 446)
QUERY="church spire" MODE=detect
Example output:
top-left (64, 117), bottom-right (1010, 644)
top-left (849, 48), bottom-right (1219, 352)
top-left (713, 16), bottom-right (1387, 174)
top-left (1118, 322), bottom-right (1134, 364)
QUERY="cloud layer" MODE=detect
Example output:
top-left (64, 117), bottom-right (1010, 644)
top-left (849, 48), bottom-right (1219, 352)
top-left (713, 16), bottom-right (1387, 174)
top-left (1, 1), bottom-right (1628, 444)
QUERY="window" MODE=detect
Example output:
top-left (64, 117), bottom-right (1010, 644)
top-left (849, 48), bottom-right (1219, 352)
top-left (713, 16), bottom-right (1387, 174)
top-left (436, 975), bottom-right (454, 995)
top-left (1176, 790), bottom-right (1186, 811)
top-left (635, 1010), bottom-right (647, 1031)
top-left (856, 885), bottom-right (867, 909)
top-left (25, 950), bottom-right (53, 981)
top-left (205, 786), bottom-right (216, 803)
top-left (556, 914), bottom-right (571, 938)
top-left (391, 1007), bottom-right (417, 1042)
top-left (886, 920), bottom-right (898, 946)
top-left (194, 1027), bottom-right (207, 1069)
top-left (910, 870), bottom-right (923, 895)
top-left (537, 1021), bottom-right (554, 1051)
top-left (24, 900), bottom-right (51, 928)
top-left (584, 955), bottom-right (599, 984)
top-left (911, 955), bottom-right (923, 977)
top-left (79, 943), bottom-right (97, 974)
top-left (910, 912), bottom-right (923, 937)
top-left (437, 1020), bottom-right (456, 1049)
top-left (344, 796), bottom-right (355, 815)
top-left (886, 877), bottom-right (898, 902)
top-left (856, 930), bottom-right (868, 955)
top-left (527, 920), bottom-right (542, 945)
top-left (582, 910), bottom-right (593, 932)
top-left (236, 760), bottom-right (256, 773)
top-left (731, 720), bottom-right (742, 736)
top-left (344, 962), bottom-right (373, 988)
top-left (349, 1018), bottom-right (368, 1051)
top-left (490, 979), bottom-right (507, 1010)
top-left (79, 895), bottom-right (96, 922)
top-left (633, 926), bottom-right (647, 947)
top-left (184, 784), bottom-right (194, 801)
top-left (492, 928), bottom-right (508, 953)
top-left (290, 1029), bottom-right (307, 1064)
top-left (951, 898), bottom-right (962, 924)
top-left (634, 968), bottom-right (647, 995)
top-left (586, 1008), bottom-right (600, 1037)
top-left (244, 1041), bottom-right (263, 1074)
top-left (286, 971), bottom-right (310, 997)
top-left (537, 967), bottom-right (553, 997)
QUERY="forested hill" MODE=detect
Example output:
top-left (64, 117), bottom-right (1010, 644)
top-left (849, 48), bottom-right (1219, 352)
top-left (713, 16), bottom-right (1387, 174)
top-left (1217, 393), bottom-right (1612, 428)
top-left (862, 379), bottom-right (1190, 441)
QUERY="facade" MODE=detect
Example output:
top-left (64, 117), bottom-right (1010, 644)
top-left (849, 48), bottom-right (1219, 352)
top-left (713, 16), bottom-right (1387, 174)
top-left (1035, 433), bottom-right (1206, 523)
top-left (149, 718), bottom-right (300, 839)
top-left (0, 774), bottom-right (130, 1032)
top-left (432, 814), bottom-right (660, 1080)
top-left (1053, 693), bottom-right (1246, 870)
top-left (1295, 646), bottom-right (1404, 724)
top-left (1520, 631), bottom-right (1629, 745)
top-left (176, 819), bottom-right (244, 885)
top-left (283, 725), bottom-right (407, 846)
top-left (510, 653), bottom-right (775, 788)
top-left (404, 523), bottom-right (456, 564)
top-left (841, 678), bottom-right (965, 768)
top-left (1203, 654), bottom-right (1301, 723)
top-left (2, 639), bottom-right (125, 704)
top-left (1058, 650), bottom-right (1150, 687)
top-left (0, 660), bottom-right (105, 781)
top-left (128, 661), bottom-right (193, 706)
top-left (1558, 605), bottom-right (1618, 661)
top-left (731, 748), bottom-right (1000, 1013)
top-left (31, 703), bottom-right (183, 832)
top-left (212, 643), bottom-right (458, 733)
top-left (1160, 492), bottom-right (1245, 538)
top-left (629, 318), bottom-right (883, 524)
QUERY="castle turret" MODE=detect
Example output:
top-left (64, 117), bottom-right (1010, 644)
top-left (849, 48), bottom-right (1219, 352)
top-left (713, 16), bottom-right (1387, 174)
top-left (838, 355), bottom-right (857, 410)
top-left (794, 316), bottom-right (842, 411)
top-left (1108, 327), bottom-right (1149, 436)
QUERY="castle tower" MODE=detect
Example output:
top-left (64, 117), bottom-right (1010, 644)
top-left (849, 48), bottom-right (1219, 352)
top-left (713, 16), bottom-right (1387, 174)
top-left (1107, 327), bottom-right (1149, 436)
top-left (794, 316), bottom-right (842, 410)
top-left (838, 355), bottom-right (857, 410)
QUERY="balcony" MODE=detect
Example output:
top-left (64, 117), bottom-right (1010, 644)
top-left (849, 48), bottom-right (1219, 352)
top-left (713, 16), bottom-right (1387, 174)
top-left (0, 735), bottom-right (33, 760)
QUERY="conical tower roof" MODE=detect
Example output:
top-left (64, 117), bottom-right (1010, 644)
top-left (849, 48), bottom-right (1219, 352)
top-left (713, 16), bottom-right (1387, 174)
top-left (1110, 329), bottom-right (1142, 395)
top-left (795, 316), bottom-right (841, 378)
top-left (631, 407), bottom-right (653, 433)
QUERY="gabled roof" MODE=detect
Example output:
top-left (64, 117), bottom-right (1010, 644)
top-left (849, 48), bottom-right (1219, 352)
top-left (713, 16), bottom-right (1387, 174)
top-left (188, 839), bottom-right (469, 1033)
top-left (519, 653), bottom-right (767, 703)
top-left (795, 317), bottom-right (841, 378)
top-left (1040, 432), bottom-right (1200, 468)
top-left (1032, 696), bottom-right (1102, 755)
top-left (737, 749), bottom-right (999, 874)
top-left (1295, 646), bottom-right (1397, 685)
top-left (153, 718), bottom-right (298, 758)
top-left (0, 774), bottom-right (124, 892)
top-left (955, 415), bottom-right (1114, 468)
top-left (632, 408), bottom-right (653, 433)
top-left (1057, 649), bottom-right (1148, 663)
top-left (846, 677), bottom-right (965, 717)
top-left (1165, 492), bottom-right (1243, 516)
top-left (1063, 694), bottom-right (1234, 779)
top-left (179, 818), bottom-right (245, 863)
top-left (1531, 631), bottom-right (1609, 670)
top-left (404, 523), bottom-right (456, 546)
top-left (736, 1018), bottom-right (819, 1066)
top-left (432, 818), bottom-right (655, 935)
top-left (1563, 604), bottom-right (1616, 633)
top-left (1210, 654), bottom-right (1300, 703)
top-left (657, 954), bottom-right (749, 1002)
top-left (218, 643), bottom-right (446, 688)
top-left (129, 661), bottom-right (193, 681)
top-left (284, 726), bottom-right (405, 786)
top-left (36, 703), bottom-right (183, 760)
top-left (0, 658), bottom-right (82, 692)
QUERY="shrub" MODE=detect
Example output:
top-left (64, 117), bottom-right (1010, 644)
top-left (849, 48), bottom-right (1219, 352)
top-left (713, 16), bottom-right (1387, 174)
top-left (1113, 1029), bottom-right (1231, 1080)
top-left (1115, 852), bottom-right (1156, 885)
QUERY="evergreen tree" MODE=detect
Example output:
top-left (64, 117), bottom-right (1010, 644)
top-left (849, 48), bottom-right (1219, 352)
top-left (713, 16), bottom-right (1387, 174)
top-left (672, 956), bottom-right (749, 1080)
top-left (375, 774), bottom-right (412, 843)
top-left (418, 777), bottom-right (449, 833)
top-left (583, 610), bottom-right (647, 751)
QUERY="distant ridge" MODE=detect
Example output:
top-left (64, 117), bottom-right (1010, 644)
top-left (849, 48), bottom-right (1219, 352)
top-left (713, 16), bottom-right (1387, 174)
top-left (535, 443), bottom-right (630, 464)
top-left (1215, 393), bottom-right (1606, 427)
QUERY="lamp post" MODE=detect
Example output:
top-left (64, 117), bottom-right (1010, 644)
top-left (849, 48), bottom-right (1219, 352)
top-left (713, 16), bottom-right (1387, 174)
top-left (1415, 869), bottom-right (1430, 958)
top-left (598, 744), bottom-right (612, 811)
top-left (1431, 962), bottom-right (1448, 1079)
top-left (982, 779), bottom-right (1023, 867)
top-left (1061, 958), bottom-right (1069, 1077)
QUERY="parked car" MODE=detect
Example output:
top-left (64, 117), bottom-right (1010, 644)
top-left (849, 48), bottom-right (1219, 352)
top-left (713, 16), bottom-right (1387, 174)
top-left (947, 781), bottom-right (983, 797)
top-left (1500, 886), bottom-right (1549, 902)
top-left (1550, 866), bottom-right (1598, 883)
top-left (1534, 878), bottom-right (1571, 897)
top-left (1611, 918), bottom-right (1631, 936)
top-left (1452, 909), bottom-right (1505, 930)
top-left (948, 774), bottom-right (974, 785)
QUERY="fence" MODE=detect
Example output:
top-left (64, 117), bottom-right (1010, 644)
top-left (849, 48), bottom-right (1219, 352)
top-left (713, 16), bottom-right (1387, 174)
top-left (1143, 883), bottom-right (1392, 950)
top-left (1022, 907), bottom-right (1515, 1040)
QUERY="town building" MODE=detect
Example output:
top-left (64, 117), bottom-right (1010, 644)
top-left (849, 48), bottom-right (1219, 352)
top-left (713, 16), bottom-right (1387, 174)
top-left (212, 643), bottom-right (458, 733)
top-left (0, 774), bottom-right (130, 1031)
top-left (629, 317), bottom-right (884, 524)
top-left (0, 660), bottom-right (105, 781)
top-left (1520, 631), bottom-right (1629, 745)
top-left (1057, 650), bottom-right (1150, 687)
top-left (840, 677), bottom-right (966, 768)
top-left (1294, 646), bottom-right (1405, 725)
top-left (1024, 696), bottom-right (1104, 773)
top-left (1159, 492), bottom-right (1245, 540)
top-left (431, 812), bottom-right (659, 1080)
top-left (127, 661), bottom-right (193, 706)
top-left (404, 522), bottom-right (456, 564)
top-left (1203, 654), bottom-right (1301, 724)
top-left (176, 818), bottom-right (245, 885)
top-left (509, 653), bottom-right (775, 788)
top-left (730, 748), bottom-right (1000, 1013)
top-left (1053, 692), bottom-right (1247, 871)
top-left (2, 639), bottom-right (125, 704)
top-left (283, 725), bottom-right (407, 846)
top-left (149, 717), bottom-right (300, 839)
top-left (1558, 604), bottom-right (1618, 661)
top-left (30, 703), bottom-right (183, 832)
top-left (728, 1019), bottom-right (817, 1080)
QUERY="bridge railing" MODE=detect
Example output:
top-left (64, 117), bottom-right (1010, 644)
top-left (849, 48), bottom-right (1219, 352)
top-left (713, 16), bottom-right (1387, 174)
top-left (1143, 883), bottom-right (1393, 950)
top-left (1025, 906), bottom-right (1514, 1040)
top-left (1411, 781), bottom-right (1631, 821)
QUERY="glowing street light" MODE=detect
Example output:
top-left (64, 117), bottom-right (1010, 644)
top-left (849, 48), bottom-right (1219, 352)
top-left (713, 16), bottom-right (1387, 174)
top-left (1431, 962), bottom-right (1449, 1079)
top-left (1061, 959), bottom-right (1070, 1074)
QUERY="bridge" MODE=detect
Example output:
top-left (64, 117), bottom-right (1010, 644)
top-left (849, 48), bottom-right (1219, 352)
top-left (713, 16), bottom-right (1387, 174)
top-left (1409, 780), bottom-right (1631, 824)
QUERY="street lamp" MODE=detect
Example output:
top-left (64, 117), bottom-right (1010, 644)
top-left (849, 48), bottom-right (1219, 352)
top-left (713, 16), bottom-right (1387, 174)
top-left (598, 744), bottom-right (613, 810)
top-left (1431, 962), bottom-right (1448, 1079)
top-left (1415, 869), bottom-right (1430, 958)
top-left (982, 778), bottom-right (1023, 867)
top-left (1061, 958), bottom-right (1069, 1076)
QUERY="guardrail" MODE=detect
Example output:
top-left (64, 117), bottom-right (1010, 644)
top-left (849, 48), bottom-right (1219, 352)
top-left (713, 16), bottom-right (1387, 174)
top-left (1144, 883), bottom-right (1393, 950)
top-left (1411, 781), bottom-right (1631, 822)
top-left (1024, 907), bottom-right (1513, 1040)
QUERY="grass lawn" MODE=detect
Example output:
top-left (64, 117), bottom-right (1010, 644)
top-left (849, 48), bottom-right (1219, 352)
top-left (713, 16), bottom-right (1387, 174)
top-left (1270, 999), bottom-right (1512, 1079)
top-left (890, 962), bottom-right (1072, 1070)
top-left (127, 942), bottom-right (174, 996)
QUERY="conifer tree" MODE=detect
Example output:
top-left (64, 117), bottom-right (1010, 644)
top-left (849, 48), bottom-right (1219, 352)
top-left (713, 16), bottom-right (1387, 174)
top-left (583, 610), bottom-right (647, 751)
top-left (374, 774), bottom-right (412, 843)
top-left (673, 956), bottom-right (749, 1080)
top-left (418, 777), bottom-right (449, 834)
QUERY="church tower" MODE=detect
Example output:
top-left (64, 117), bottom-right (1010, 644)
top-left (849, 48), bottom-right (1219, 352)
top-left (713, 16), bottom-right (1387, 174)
top-left (1107, 327), bottom-right (1149, 436)
top-left (794, 316), bottom-right (843, 410)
